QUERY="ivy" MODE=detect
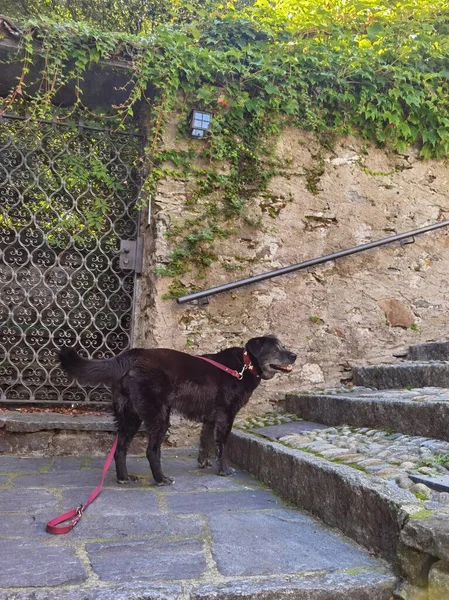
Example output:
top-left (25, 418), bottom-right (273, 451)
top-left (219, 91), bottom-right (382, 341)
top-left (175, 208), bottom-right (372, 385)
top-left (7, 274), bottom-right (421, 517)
top-left (2, 1), bottom-right (449, 280)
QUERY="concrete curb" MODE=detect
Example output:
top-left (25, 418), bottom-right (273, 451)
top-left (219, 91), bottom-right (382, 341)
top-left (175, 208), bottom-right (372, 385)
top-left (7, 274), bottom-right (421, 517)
top-left (283, 393), bottom-right (449, 441)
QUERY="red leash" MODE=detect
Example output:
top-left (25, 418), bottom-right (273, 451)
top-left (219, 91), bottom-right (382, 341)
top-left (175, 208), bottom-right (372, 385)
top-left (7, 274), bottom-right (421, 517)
top-left (46, 434), bottom-right (118, 534)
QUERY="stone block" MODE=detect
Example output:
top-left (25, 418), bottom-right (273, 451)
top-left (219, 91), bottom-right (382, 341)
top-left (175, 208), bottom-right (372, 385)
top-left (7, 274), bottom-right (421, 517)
top-left (401, 515), bottom-right (449, 562)
top-left (394, 580), bottom-right (429, 600)
top-left (0, 540), bottom-right (86, 587)
top-left (429, 560), bottom-right (449, 600)
top-left (396, 542), bottom-right (435, 584)
top-left (208, 508), bottom-right (378, 577)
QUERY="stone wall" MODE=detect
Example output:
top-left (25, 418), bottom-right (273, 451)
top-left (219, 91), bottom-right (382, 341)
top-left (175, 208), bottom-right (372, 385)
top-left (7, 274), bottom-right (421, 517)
top-left (134, 122), bottom-right (449, 440)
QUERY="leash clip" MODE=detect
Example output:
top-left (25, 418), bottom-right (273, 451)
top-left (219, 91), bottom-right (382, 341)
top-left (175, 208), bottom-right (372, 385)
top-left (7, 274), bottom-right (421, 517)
top-left (237, 364), bottom-right (247, 380)
top-left (71, 503), bottom-right (85, 527)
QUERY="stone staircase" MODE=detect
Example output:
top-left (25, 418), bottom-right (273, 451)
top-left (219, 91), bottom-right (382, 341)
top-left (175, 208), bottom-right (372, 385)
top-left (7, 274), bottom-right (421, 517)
top-left (228, 339), bottom-right (449, 600)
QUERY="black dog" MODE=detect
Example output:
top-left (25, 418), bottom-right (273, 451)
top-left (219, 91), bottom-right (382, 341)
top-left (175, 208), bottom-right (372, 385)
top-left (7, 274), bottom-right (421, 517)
top-left (59, 335), bottom-right (296, 485)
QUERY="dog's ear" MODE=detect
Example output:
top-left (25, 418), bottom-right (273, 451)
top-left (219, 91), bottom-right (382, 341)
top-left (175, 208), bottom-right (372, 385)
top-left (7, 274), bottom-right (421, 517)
top-left (246, 337), bottom-right (266, 358)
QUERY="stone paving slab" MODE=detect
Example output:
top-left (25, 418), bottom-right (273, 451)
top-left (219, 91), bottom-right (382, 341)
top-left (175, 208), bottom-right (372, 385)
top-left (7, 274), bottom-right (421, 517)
top-left (0, 456), bottom-right (53, 472)
top-left (208, 508), bottom-right (378, 576)
top-left (87, 538), bottom-right (206, 582)
top-left (0, 452), bottom-right (395, 599)
top-left (0, 540), bottom-right (86, 587)
top-left (0, 489), bottom-right (58, 512)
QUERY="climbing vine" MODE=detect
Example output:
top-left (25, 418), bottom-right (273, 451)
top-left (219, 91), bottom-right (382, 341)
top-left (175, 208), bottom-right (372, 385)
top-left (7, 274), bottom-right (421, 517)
top-left (1, 1), bottom-right (449, 282)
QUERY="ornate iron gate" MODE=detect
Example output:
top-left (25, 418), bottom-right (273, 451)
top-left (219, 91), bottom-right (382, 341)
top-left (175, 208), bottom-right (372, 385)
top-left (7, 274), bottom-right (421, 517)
top-left (0, 115), bottom-right (142, 404)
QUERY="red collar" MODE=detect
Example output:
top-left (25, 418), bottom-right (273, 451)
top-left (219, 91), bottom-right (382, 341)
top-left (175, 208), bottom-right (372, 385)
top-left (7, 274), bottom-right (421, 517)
top-left (242, 348), bottom-right (260, 378)
top-left (197, 348), bottom-right (260, 380)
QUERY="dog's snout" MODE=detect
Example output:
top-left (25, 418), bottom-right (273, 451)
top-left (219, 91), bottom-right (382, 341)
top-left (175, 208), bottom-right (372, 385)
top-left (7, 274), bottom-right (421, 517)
top-left (289, 352), bottom-right (297, 362)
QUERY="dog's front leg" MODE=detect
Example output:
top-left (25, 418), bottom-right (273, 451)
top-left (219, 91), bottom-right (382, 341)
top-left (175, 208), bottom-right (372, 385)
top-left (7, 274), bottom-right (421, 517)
top-left (198, 421), bottom-right (214, 468)
top-left (215, 413), bottom-right (236, 477)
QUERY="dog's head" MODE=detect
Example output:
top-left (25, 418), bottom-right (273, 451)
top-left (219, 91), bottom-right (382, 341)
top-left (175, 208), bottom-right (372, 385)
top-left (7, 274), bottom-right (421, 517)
top-left (246, 335), bottom-right (297, 380)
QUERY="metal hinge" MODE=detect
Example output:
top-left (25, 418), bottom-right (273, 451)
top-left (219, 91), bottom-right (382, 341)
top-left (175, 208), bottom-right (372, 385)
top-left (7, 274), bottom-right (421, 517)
top-left (119, 238), bottom-right (143, 274)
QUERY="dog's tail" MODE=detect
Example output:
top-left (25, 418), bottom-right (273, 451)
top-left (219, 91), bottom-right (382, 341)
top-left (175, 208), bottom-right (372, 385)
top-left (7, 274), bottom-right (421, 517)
top-left (59, 347), bottom-right (123, 386)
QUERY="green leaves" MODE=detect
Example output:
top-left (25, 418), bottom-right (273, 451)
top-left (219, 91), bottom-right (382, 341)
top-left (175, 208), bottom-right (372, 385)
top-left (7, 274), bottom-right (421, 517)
top-left (366, 21), bottom-right (383, 40)
top-left (3, 1), bottom-right (449, 276)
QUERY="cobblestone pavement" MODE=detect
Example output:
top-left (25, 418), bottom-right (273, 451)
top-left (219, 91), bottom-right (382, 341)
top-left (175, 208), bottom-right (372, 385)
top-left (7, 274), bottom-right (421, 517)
top-left (235, 410), bottom-right (449, 511)
top-left (0, 449), bottom-right (394, 599)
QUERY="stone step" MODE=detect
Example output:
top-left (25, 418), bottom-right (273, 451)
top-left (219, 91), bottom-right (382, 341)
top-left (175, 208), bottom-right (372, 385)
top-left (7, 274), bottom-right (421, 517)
top-left (407, 340), bottom-right (449, 361)
top-left (283, 388), bottom-right (449, 442)
top-left (352, 362), bottom-right (449, 389)
top-left (228, 419), bottom-right (449, 597)
top-left (0, 449), bottom-right (396, 599)
top-left (0, 410), bottom-right (147, 456)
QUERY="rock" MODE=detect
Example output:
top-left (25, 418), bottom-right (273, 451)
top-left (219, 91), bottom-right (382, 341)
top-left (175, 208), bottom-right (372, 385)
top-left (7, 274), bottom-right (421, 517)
top-left (401, 515), bottom-right (449, 563)
top-left (347, 189), bottom-right (369, 203)
top-left (401, 462), bottom-right (418, 470)
top-left (410, 484), bottom-right (433, 500)
top-left (300, 363), bottom-right (325, 384)
top-left (320, 448), bottom-right (350, 458)
top-left (439, 493), bottom-right (449, 505)
top-left (396, 475), bottom-right (414, 489)
top-left (393, 580), bottom-right (428, 600)
top-left (378, 298), bottom-right (415, 328)
top-left (376, 467), bottom-right (401, 478)
top-left (396, 541), bottom-right (435, 584)
top-left (330, 153), bottom-right (360, 166)
top-left (324, 427), bottom-right (339, 435)
top-left (429, 560), bottom-right (449, 600)
top-left (419, 467), bottom-right (436, 476)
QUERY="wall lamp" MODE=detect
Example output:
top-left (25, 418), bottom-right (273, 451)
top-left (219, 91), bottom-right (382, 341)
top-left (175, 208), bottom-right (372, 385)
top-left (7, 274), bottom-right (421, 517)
top-left (190, 109), bottom-right (212, 138)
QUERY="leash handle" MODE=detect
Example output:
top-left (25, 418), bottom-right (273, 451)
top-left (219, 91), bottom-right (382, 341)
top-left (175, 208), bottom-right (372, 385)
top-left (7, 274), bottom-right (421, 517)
top-left (46, 434), bottom-right (118, 535)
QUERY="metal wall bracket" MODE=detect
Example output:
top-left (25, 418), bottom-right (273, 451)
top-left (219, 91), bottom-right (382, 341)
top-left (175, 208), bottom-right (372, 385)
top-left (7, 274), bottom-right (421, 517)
top-left (400, 236), bottom-right (415, 246)
top-left (119, 238), bottom-right (143, 274)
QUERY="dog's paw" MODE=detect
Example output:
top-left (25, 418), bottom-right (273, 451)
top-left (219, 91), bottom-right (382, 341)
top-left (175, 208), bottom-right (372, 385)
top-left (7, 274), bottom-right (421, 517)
top-left (218, 466), bottom-right (236, 477)
top-left (117, 474), bottom-right (139, 484)
top-left (156, 476), bottom-right (175, 486)
top-left (197, 458), bottom-right (212, 469)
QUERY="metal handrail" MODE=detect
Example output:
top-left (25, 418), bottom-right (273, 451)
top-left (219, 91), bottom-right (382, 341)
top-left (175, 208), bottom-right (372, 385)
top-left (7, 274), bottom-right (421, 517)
top-left (176, 220), bottom-right (449, 304)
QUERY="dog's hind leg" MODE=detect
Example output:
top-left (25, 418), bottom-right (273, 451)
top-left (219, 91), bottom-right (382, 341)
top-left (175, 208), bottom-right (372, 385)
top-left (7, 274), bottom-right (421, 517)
top-left (114, 406), bottom-right (142, 484)
top-left (198, 421), bottom-right (214, 468)
top-left (145, 408), bottom-right (174, 486)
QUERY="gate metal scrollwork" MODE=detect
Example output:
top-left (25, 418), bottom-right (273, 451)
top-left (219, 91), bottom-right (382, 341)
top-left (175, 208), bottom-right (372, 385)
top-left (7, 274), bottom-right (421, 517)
top-left (0, 115), bottom-right (142, 404)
